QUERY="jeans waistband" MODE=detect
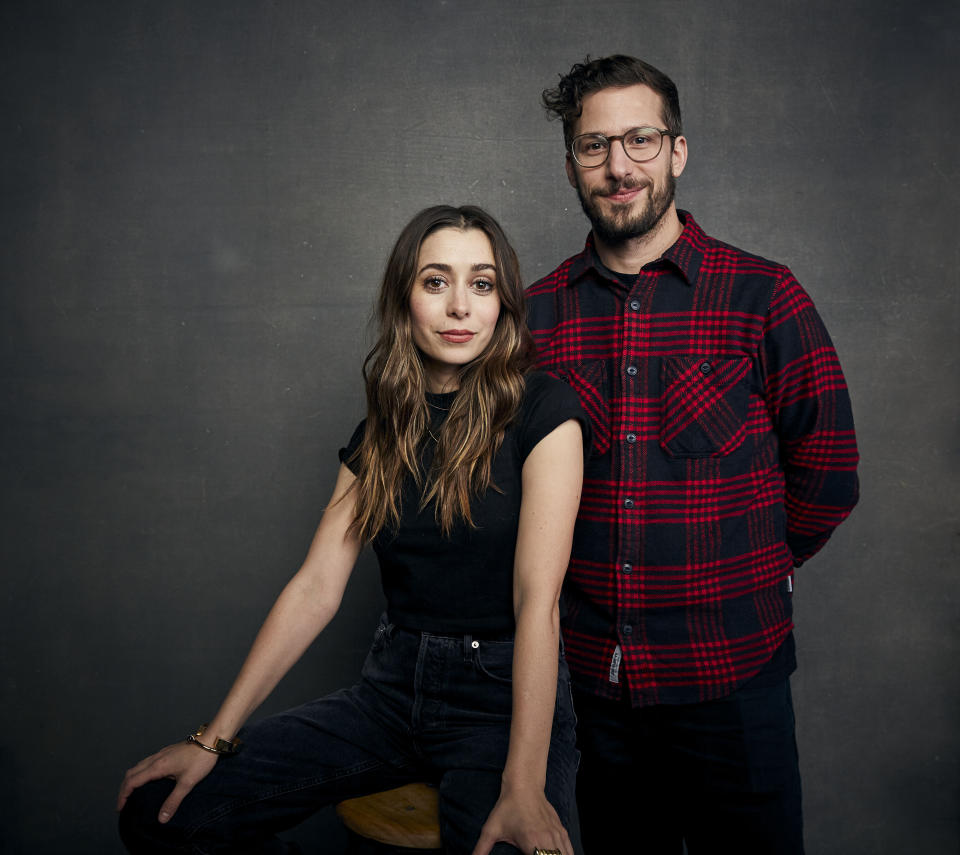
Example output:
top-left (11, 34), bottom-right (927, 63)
top-left (392, 622), bottom-right (515, 644)
top-left (386, 618), bottom-right (565, 657)
top-left (382, 620), bottom-right (513, 665)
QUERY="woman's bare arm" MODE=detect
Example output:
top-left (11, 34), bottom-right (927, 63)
top-left (472, 418), bottom-right (583, 855)
top-left (117, 464), bottom-right (362, 823)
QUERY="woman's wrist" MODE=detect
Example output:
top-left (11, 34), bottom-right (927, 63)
top-left (500, 766), bottom-right (546, 794)
top-left (186, 724), bottom-right (242, 756)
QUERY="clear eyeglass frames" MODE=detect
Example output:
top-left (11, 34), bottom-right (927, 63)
top-left (570, 127), bottom-right (676, 168)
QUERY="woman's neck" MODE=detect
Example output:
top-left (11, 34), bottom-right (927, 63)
top-left (424, 368), bottom-right (460, 394)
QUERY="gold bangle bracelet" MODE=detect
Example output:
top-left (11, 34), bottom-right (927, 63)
top-left (186, 724), bottom-right (242, 756)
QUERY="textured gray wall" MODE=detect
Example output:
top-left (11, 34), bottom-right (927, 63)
top-left (2, 1), bottom-right (957, 852)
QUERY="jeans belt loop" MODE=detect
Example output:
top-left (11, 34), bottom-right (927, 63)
top-left (463, 634), bottom-right (474, 662)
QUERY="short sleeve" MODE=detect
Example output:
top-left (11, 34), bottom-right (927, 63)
top-left (338, 419), bottom-right (367, 475)
top-left (516, 371), bottom-right (591, 462)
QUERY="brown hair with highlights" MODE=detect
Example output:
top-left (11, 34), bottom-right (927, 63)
top-left (347, 205), bottom-right (533, 541)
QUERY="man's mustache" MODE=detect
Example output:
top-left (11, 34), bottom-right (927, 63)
top-left (590, 178), bottom-right (649, 198)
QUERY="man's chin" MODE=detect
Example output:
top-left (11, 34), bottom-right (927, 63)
top-left (583, 195), bottom-right (651, 239)
top-left (592, 222), bottom-right (642, 246)
top-left (591, 211), bottom-right (654, 245)
top-left (591, 197), bottom-right (675, 246)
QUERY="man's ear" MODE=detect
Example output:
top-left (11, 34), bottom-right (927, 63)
top-left (565, 153), bottom-right (578, 189)
top-left (671, 134), bottom-right (688, 178)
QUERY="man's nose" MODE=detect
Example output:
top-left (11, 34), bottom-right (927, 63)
top-left (605, 138), bottom-right (635, 179)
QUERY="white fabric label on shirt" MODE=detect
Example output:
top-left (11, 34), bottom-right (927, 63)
top-left (787, 575), bottom-right (793, 593)
top-left (608, 644), bottom-right (622, 683)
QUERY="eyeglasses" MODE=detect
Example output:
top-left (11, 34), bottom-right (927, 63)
top-left (570, 126), bottom-right (676, 168)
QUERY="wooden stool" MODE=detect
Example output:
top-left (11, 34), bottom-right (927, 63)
top-left (335, 782), bottom-right (442, 853)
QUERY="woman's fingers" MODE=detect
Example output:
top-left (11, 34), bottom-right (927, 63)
top-left (116, 742), bottom-right (218, 817)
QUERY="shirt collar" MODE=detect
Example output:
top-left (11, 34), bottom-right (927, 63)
top-left (567, 210), bottom-right (706, 288)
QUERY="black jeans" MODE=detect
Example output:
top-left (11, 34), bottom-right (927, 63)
top-left (574, 677), bottom-right (803, 855)
top-left (120, 618), bottom-right (578, 855)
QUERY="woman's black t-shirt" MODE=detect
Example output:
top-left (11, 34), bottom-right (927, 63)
top-left (339, 371), bottom-right (588, 636)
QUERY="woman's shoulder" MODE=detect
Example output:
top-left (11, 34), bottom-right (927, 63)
top-left (522, 370), bottom-right (584, 410)
top-left (338, 418), bottom-right (367, 473)
top-left (514, 371), bottom-right (589, 461)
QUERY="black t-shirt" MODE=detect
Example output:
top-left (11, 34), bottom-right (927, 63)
top-left (339, 371), bottom-right (589, 635)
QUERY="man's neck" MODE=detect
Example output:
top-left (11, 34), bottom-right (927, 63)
top-left (593, 205), bottom-right (684, 274)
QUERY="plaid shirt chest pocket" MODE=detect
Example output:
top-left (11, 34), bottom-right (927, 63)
top-left (659, 356), bottom-right (753, 458)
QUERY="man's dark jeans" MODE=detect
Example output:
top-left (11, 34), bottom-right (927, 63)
top-left (119, 618), bottom-right (578, 854)
top-left (574, 676), bottom-right (804, 854)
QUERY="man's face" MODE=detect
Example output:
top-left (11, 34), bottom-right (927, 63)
top-left (565, 84), bottom-right (687, 245)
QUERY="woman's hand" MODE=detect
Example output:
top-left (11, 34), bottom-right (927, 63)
top-left (116, 740), bottom-right (219, 823)
top-left (471, 784), bottom-right (573, 855)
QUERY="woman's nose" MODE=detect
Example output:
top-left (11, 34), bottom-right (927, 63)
top-left (446, 284), bottom-right (469, 317)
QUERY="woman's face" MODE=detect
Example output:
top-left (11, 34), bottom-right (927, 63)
top-left (409, 227), bottom-right (502, 393)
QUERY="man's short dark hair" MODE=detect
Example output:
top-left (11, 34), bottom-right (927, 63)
top-left (542, 54), bottom-right (683, 148)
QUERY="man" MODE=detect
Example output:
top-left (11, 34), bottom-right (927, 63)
top-left (527, 55), bottom-right (859, 854)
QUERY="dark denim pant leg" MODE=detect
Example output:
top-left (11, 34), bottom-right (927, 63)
top-left (681, 679), bottom-right (803, 855)
top-left (574, 684), bottom-right (683, 855)
top-left (119, 624), bottom-right (421, 855)
top-left (405, 634), bottom-right (578, 855)
top-left (574, 676), bottom-right (803, 855)
top-left (120, 623), bottom-right (580, 855)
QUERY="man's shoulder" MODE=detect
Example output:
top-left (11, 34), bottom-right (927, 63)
top-left (684, 219), bottom-right (825, 327)
top-left (526, 257), bottom-right (575, 297)
top-left (526, 243), bottom-right (590, 297)
top-left (682, 214), bottom-right (793, 283)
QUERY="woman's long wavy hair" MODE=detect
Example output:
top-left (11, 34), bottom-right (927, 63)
top-left (347, 205), bottom-right (533, 541)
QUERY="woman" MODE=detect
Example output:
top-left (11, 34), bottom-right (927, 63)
top-left (117, 205), bottom-right (587, 855)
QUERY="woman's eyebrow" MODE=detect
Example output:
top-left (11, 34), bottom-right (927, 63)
top-left (417, 262), bottom-right (497, 274)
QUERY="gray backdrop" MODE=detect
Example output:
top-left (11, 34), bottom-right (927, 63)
top-left (2, 1), bottom-right (957, 852)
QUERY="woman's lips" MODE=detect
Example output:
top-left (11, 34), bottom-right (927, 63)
top-left (438, 330), bottom-right (475, 343)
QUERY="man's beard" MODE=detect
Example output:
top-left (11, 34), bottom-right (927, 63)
top-left (576, 170), bottom-right (676, 246)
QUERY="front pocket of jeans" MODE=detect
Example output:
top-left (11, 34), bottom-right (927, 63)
top-left (659, 356), bottom-right (751, 458)
top-left (473, 642), bottom-right (514, 684)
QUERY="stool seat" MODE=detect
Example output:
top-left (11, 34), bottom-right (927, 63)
top-left (335, 782), bottom-right (442, 850)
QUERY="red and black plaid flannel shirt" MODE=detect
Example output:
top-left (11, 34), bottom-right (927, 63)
top-left (527, 211), bottom-right (859, 707)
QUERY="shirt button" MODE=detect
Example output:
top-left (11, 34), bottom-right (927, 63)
top-left (626, 433), bottom-right (637, 444)
top-left (626, 365), bottom-right (638, 377)
top-left (629, 299), bottom-right (641, 311)
top-left (623, 563), bottom-right (633, 574)
top-left (624, 498), bottom-right (634, 509)
top-left (622, 624), bottom-right (633, 635)
top-left (699, 361), bottom-right (713, 374)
